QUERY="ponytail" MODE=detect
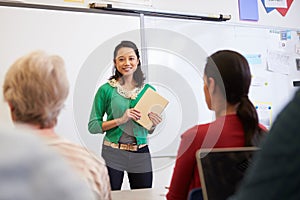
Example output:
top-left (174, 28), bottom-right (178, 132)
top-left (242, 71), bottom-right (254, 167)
top-left (205, 50), bottom-right (267, 146)
top-left (237, 96), bottom-right (264, 146)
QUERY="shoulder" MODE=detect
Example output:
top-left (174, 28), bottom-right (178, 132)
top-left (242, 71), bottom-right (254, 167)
top-left (182, 123), bottom-right (210, 140)
top-left (94, 82), bottom-right (115, 99)
top-left (46, 138), bottom-right (110, 199)
top-left (180, 123), bottom-right (210, 149)
top-left (98, 82), bottom-right (114, 92)
top-left (181, 125), bottom-right (198, 140)
top-left (0, 128), bottom-right (96, 200)
top-left (47, 137), bottom-right (104, 163)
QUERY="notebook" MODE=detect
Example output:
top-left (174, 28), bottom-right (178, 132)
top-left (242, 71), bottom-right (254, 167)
top-left (196, 147), bottom-right (259, 200)
top-left (134, 88), bottom-right (169, 130)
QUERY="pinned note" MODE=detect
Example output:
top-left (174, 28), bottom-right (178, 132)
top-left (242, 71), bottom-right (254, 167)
top-left (238, 0), bottom-right (259, 21)
top-left (244, 54), bottom-right (262, 65)
top-left (267, 50), bottom-right (290, 75)
top-left (254, 101), bottom-right (273, 129)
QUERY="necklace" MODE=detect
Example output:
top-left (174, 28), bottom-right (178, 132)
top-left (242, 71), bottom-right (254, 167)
top-left (108, 79), bottom-right (144, 99)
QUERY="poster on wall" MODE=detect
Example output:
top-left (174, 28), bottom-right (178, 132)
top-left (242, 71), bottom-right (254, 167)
top-left (261, 0), bottom-right (294, 16)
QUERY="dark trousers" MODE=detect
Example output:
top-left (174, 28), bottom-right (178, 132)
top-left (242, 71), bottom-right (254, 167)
top-left (107, 166), bottom-right (153, 190)
top-left (103, 145), bottom-right (153, 190)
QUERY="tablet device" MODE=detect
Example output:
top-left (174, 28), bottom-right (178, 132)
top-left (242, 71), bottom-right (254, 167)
top-left (196, 147), bottom-right (259, 200)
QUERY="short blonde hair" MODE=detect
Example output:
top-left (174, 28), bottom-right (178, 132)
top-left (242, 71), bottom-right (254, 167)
top-left (3, 51), bottom-right (69, 128)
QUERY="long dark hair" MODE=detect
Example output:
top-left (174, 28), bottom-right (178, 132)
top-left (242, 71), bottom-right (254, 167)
top-left (204, 50), bottom-right (264, 146)
top-left (109, 40), bottom-right (145, 87)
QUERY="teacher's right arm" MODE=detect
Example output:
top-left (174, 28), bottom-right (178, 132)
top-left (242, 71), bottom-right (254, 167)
top-left (88, 86), bottom-right (107, 134)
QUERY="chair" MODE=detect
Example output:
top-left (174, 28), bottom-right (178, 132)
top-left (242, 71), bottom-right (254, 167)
top-left (188, 188), bottom-right (203, 200)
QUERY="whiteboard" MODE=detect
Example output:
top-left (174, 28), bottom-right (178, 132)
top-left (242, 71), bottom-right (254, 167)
top-left (143, 16), bottom-right (300, 157)
top-left (1, 4), bottom-right (299, 158)
top-left (0, 4), bottom-right (141, 155)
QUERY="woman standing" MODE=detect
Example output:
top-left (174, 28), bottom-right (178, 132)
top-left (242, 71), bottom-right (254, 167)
top-left (88, 41), bottom-right (162, 190)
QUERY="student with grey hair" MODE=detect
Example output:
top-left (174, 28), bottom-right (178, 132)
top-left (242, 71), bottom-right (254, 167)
top-left (3, 50), bottom-right (111, 200)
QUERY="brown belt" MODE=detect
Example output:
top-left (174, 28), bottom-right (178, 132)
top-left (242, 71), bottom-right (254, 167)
top-left (103, 140), bottom-right (147, 152)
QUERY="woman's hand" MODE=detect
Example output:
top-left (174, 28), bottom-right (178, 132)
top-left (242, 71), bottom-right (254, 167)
top-left (148, 112), bottom-right (162, 127)
top-left (119, 108), bottom-right (141, 124)
top-left (102, 108), bottom-right (141, 131)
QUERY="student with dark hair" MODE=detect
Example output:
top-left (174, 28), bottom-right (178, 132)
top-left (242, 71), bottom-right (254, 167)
top-left (166, 50), bottom-right (267, 200)
top-left (229, 89), bottom-right (300, 200)
top-left (88, 40), bottom-right (162, 190)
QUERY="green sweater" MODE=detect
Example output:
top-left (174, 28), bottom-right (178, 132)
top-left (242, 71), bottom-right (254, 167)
top-left (88, 81), bottom-right (155, 145)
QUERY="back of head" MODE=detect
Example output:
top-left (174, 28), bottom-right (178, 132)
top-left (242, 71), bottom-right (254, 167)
top-left (3, 51), bottom-right (69, 128)
top-left (204, 50), bottom-right (251, 103)
top-left (204, 50), bottom-right (263, 146)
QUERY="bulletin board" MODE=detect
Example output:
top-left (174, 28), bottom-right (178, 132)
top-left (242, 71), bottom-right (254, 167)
top-left (142, 16), bottom-right (300, 157)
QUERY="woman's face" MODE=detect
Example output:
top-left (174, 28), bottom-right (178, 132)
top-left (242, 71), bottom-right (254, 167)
top-left (203, 74), bottom-right (212, 110)
top-left (114, 47), bottom-right (139, 78)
